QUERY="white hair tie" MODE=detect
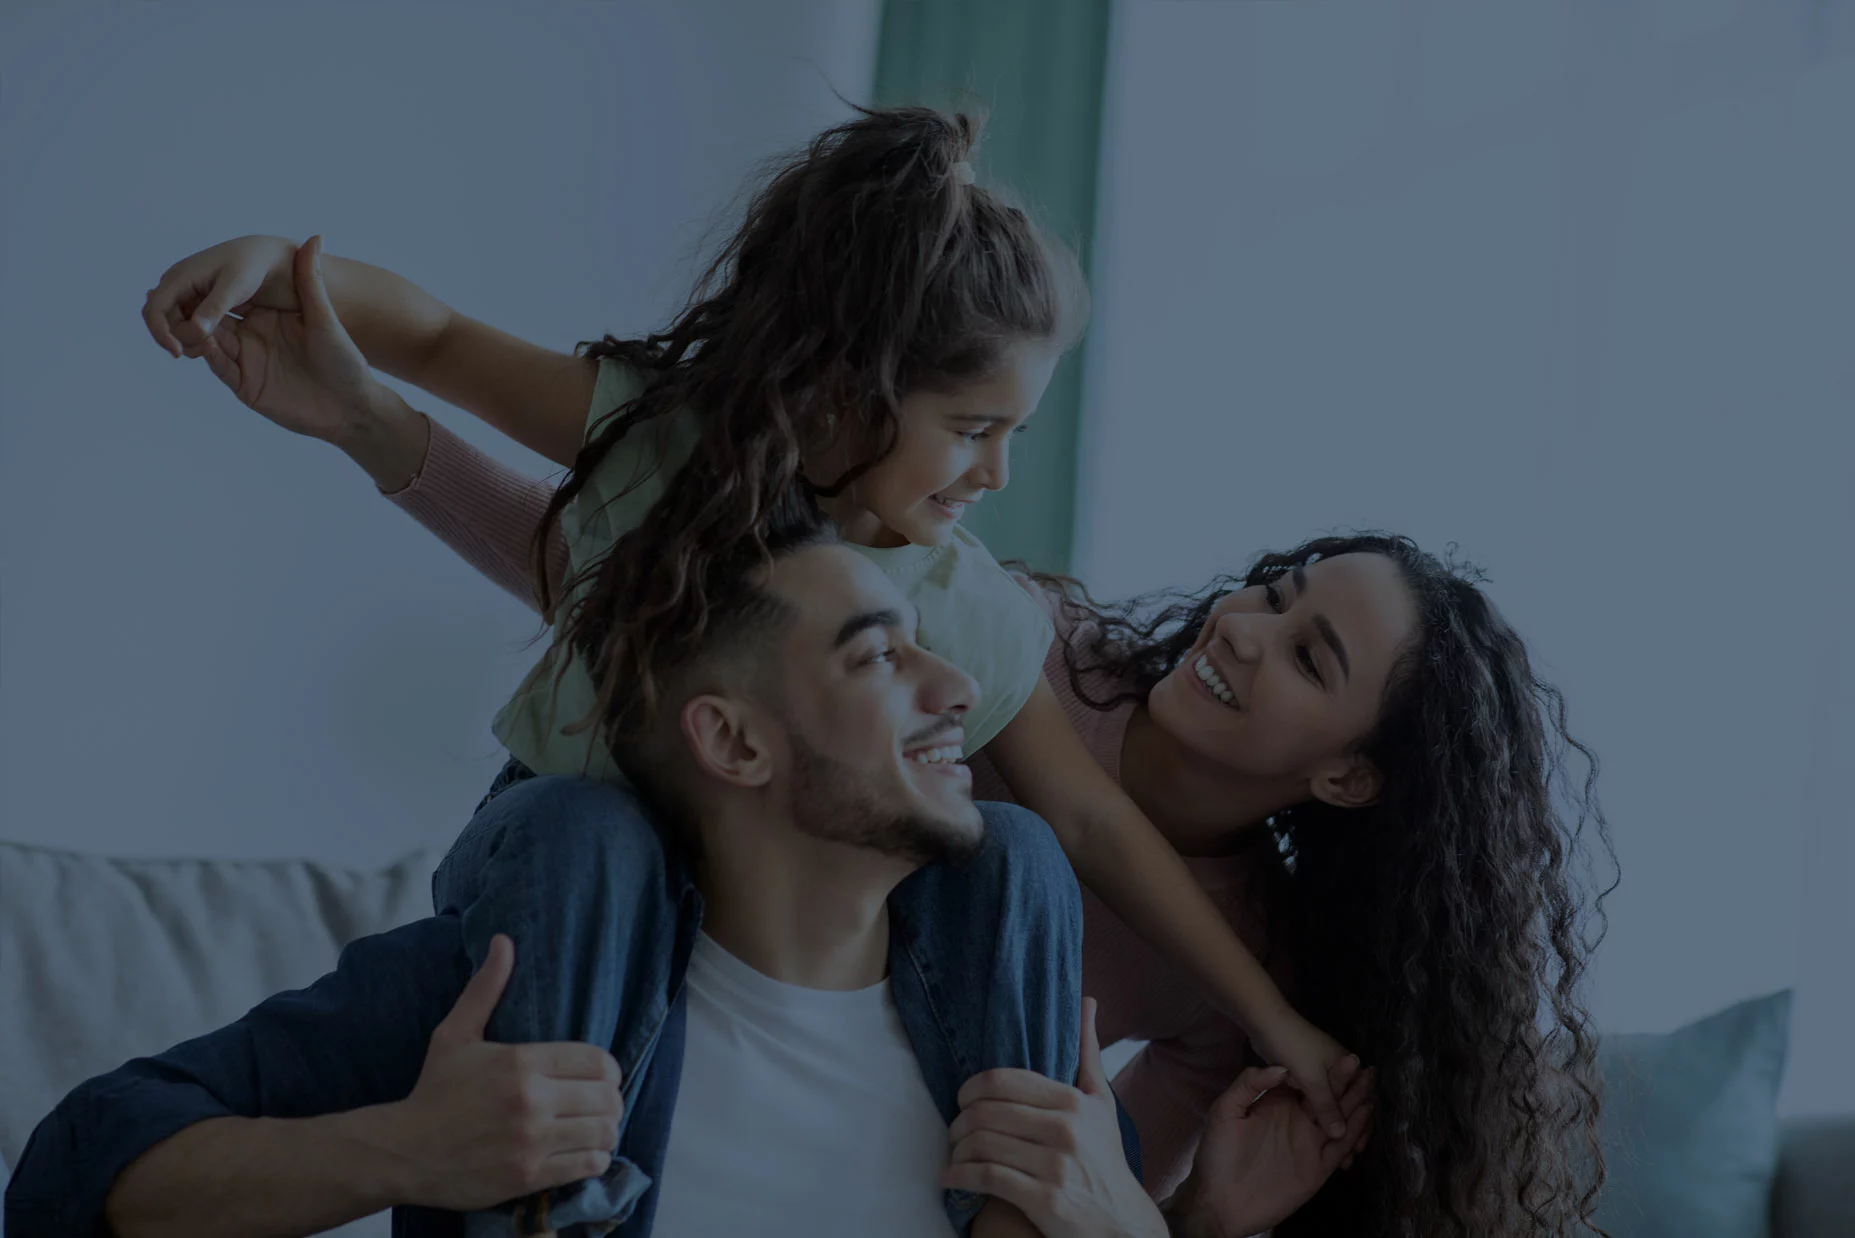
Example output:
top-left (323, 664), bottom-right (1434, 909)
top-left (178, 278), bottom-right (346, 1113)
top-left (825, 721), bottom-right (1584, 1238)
top-left (950, 160), bottom-right (975, 186)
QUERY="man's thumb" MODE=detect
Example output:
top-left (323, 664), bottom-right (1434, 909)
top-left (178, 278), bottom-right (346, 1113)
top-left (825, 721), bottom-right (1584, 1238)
top-left (1077, 996), bottom-right (1110, 1097)
top-left (439, 933), bottom-right (514, 1042)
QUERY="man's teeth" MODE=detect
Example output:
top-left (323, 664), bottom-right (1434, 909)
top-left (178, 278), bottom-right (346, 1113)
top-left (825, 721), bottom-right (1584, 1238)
top-left (1195, 654), bottom-right (1237, 707)
top-left (911, 746), bottom-right (963, 765)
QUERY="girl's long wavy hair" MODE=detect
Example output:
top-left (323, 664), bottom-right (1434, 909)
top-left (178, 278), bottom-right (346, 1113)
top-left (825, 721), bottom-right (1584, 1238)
top-left (533, 104), bottom-right (1084, 747)
top-left (1038, 533), bottom-right (1618, 1237)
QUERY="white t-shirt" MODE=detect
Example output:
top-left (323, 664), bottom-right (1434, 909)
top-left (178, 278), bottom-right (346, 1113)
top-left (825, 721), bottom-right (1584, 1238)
top-left (649, 933), bottom-right (959, 1237)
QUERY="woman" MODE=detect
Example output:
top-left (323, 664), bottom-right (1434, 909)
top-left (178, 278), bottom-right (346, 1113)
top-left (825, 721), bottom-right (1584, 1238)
top-left (963, 540), bottom-right (1617, 1235)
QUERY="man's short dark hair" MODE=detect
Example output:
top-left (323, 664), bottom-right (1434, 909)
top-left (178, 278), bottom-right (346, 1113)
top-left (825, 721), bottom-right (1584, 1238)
top-left (603, 488), bottom-right (838, 810)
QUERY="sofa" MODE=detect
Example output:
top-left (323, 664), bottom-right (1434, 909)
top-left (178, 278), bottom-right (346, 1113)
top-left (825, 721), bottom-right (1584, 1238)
top-left (3, 836), bottom-right (1851, 1237)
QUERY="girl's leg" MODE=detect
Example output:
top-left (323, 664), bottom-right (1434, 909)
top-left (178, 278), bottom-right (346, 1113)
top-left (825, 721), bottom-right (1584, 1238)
top-left (435, 770), bottom-right (683, 1236)
top-left (888, 801), bottom-right (1101, 1224)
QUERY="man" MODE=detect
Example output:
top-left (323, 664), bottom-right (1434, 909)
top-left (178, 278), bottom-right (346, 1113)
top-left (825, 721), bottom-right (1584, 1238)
top-left (6, 518), bottom-right (1365, 1237)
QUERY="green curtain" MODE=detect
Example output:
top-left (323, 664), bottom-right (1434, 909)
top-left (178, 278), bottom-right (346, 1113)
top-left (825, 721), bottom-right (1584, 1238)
top-left (873, 0), bottom-right (1112, 573)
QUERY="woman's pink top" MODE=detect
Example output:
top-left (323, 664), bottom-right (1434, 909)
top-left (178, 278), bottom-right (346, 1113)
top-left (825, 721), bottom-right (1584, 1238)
top-left (386, 416), bottom-right (1267, 1197)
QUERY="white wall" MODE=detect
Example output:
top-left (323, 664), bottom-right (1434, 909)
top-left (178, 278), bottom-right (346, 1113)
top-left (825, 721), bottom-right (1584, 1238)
top-left (1079, 0), bottom-right (1855, 1112)
top-left (0, 1), bottom-right (880, 866)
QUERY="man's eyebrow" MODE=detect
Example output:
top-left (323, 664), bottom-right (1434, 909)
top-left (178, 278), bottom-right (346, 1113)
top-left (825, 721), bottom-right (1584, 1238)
top-left (833, 607), bottom-right (905, 650)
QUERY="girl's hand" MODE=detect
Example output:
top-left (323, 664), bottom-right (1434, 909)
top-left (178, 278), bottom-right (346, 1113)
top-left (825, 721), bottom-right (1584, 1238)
top-left (945, 999), bottom-right (1167, 1238)
top-left (1165, 1063), bottom-right (1374, 1238)
top-left (143, 234), bottom-right (299, 358)
top-left (188, 235), bottom-right (386, 447)
top-left (1249, 1006), bottom-right (1361, 1141)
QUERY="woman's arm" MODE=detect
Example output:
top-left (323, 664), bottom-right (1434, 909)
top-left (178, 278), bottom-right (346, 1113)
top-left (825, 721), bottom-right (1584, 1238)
top-left (146, 235), bottom-right (597, 465)
top-left (985, 677), bottom-right (1354, 1141)
top-left (1112, 1031), bottom-right (1250, 1202)
top-left (376, 403), bottom-right (569, 611)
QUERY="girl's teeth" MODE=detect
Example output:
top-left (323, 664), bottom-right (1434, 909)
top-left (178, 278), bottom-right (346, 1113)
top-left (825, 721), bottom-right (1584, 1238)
top-left (912, 746), bottom-right (962, 764)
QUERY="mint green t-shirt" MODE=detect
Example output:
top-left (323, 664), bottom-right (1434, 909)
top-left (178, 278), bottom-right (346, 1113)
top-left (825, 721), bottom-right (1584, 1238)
top-left (490, 359), bottom-right (1054, 781)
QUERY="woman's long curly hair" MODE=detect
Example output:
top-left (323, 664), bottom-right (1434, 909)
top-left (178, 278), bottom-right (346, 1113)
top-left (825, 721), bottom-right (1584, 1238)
top-left (1038, 533), bottom-right (1618, 1237)
top-left (532, 104), bottom-right (1084, 745)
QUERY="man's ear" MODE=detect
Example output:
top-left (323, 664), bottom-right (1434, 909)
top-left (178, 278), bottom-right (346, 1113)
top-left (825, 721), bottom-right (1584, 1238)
top-left (1308, 756), bottom-right (1382, 810)
top-left (680, 693), bottom-right (778, 789)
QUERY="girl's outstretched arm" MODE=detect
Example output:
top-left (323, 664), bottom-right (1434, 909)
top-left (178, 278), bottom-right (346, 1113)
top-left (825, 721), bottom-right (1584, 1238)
top-left (145, 234), bottom-right (595, 465)
top-left (984, 676), bottom-right (1360, 1143)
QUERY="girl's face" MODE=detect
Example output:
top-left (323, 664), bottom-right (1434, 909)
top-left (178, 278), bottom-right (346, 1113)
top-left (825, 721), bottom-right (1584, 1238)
top-left (824, 342), bottom-right (1060, 548)
top-left (1147, 553), bottom-right (1419, 807)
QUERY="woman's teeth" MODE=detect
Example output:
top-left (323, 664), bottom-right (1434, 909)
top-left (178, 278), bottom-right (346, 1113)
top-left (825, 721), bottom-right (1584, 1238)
top-left (911, 746), bottom-right (963, 765)
top-left (1195, 654), bottom-right (1238, 708)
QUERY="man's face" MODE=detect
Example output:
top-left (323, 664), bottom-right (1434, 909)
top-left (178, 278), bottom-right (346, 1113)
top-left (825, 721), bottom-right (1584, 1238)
top-left (762, 544), bottom-right (986, 864)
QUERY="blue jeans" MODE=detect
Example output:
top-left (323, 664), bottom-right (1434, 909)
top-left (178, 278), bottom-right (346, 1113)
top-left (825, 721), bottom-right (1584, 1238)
top-left (431, 760), bottom-right (1097, 1235)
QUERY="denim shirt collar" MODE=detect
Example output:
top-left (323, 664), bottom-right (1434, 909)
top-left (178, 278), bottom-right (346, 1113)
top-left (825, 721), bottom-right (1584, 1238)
top-left (601, 855), bottom-right (985, 1237)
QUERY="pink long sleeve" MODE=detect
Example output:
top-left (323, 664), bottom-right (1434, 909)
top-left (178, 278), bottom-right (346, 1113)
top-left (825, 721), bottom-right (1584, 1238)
top-left (383, 417), bottom-right (569, 612)
top-left (1107, 986), bottom-right (1255, 1198)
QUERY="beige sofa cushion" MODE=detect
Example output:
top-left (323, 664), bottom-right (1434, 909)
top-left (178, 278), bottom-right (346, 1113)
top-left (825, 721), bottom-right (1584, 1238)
top-left (0, 839), bottom-right (440, 1167)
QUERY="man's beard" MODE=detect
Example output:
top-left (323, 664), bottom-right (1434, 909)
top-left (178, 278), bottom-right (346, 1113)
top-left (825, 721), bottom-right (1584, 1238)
top-left (786, 735), bottom-right (983, 866)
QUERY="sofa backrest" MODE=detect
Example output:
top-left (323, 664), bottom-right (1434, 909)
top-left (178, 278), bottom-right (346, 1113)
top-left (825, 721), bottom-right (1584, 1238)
top-left (0, 839), bottom-right (440, 1165)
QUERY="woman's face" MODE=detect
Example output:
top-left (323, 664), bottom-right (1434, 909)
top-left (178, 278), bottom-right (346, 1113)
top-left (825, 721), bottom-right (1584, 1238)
top-left (1147, 552), bottom-right (1419, 806)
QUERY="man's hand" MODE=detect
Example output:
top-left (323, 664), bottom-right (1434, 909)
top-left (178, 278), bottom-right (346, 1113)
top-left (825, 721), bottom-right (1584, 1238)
top-left (374, 934), bottom-right (626, 1211)
top-left (1165, 1062), bottom-right (1374, 1238)
top-left (947, 998), bottom-right (1167, 1238)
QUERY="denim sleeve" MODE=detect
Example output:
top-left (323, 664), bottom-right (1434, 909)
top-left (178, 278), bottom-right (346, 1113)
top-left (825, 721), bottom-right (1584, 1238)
top-left (4, 916), bottom-right (471, 1238)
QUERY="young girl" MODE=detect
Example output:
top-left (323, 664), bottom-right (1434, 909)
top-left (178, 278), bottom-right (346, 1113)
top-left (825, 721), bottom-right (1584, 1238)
top-left (147, 106), bottom-right (1360, 1227)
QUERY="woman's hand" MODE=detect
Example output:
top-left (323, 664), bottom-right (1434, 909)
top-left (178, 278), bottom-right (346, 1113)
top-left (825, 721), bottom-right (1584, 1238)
top-left (176, 235), bottom-right (428, 489)
top-left (1247, 1004), bottom-right (1363, 1141)
top-left (946, 998), bottom-right (1167, 1238)
top-left (1165, 1062), bottom-right (1374, 1238)
top-left (143, 234), bottom-right (299, 358)
top-left (180, 235), bottom-right (378, 443)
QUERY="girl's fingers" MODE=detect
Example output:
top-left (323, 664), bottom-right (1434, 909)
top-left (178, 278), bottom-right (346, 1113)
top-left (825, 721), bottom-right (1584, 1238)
top-left (1338, 1064), bottom-right (1374, 1114)
top-left (142, 290), bottom-right (182, 357)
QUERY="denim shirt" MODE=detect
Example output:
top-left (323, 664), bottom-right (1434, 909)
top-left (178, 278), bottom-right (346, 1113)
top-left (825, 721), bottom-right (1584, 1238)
top-left (5, 804), bottom-right (1139, 1237)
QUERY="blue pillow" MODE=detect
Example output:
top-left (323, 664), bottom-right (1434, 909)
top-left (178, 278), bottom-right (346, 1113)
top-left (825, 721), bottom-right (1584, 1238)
top-left (1593, 990), bottom-right (1791, 1238)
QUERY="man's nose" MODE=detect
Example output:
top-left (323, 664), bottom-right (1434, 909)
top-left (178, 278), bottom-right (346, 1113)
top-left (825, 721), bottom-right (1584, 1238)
top-left (920, 649), bottom-right (979, 718)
